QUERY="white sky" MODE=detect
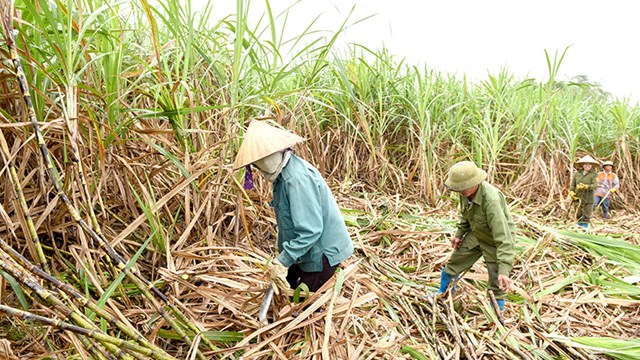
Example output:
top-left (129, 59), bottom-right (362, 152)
top-left (202, 0), bottom-right (640, 102)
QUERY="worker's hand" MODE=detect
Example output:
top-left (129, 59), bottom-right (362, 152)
top-left (568, 191), bottom-right (578, 201)
top-left (498, 274), bottom-right (511, 292)
top-left (610, 188), bottom-right (617, 193)
top-left (451, 237), bottom-right (462, 250)
top-left (576, 183), bottom-right (588, 190)
top-left (270, 260), bottom-right (289, 295)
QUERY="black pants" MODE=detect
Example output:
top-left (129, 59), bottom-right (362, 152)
top-left (286, 254), bottom-right (337, 292)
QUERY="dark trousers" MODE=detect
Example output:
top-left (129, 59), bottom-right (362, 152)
top-left (594, 196), bottom-right (611, 219)
top-left (286, 254), bottom-right (337, 292)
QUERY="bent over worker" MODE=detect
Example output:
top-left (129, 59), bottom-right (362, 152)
top-left (435, 161), bottom-right (516, 313)
top-left (233, 120), bottom-right (354, 295)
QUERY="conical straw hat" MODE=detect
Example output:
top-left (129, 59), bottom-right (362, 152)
top-left (575, 155), bottom-right (599, 165)
top-left (233, 121), bottom-right (305, 169)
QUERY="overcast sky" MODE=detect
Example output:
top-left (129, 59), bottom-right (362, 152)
top-left (205, 0), bottom-right (640, 102)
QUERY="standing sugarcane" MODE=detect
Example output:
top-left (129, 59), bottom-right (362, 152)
top-left (0, 1), bottom-right (48, 273)
top-left (0, 131), bottom-right (49, 272)
top-left (0, 2), bottom-right (212, 358)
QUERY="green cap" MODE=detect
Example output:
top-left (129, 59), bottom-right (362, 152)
top-left (445, 161), bottom-right (487, 191)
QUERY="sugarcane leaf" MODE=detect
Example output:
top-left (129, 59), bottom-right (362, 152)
top-left (87, 232), bottom-right (154, 321)
top-left (400, 345), bottom-right (428, 360)
top-left (0, 270), bottom-right (29, 310)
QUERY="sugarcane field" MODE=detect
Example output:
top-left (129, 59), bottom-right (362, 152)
top-left (1, 1), bottom-right (640, 359)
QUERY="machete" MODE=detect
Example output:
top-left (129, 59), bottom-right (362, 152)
top-left (257, 285), bottom-right (275, 325)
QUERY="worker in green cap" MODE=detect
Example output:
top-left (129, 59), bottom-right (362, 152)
top-left (434, 161), bottom-right (516, 315)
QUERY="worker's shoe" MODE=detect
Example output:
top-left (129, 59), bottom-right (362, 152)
top-left (496, 299), bottom-right (505, 312)
top-left (426, 269), bottom-right (460, 301)
top-left (438, 268), bottom-right (459, 293)
top-left (577, 222), bottom-right (589, 229)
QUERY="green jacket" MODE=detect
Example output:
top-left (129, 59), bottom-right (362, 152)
top-left (454, 181), bottom-right (516, 276)
top-left (571, 170), bottom-right (598, 204)
top-left (271, 155), bottom-right (353, 272)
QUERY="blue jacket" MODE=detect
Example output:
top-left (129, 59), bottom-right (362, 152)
top-left (270, 155), bottom-right (353, 272)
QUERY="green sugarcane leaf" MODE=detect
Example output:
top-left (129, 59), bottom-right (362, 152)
top-left (535, 274), bottom-right (584, 297)
top-left (0, 270), bottom-right (29, 310)
top-left (156, 328), bottom-right (243, 343)
top-left (401, 345), bottom-right (429, 360)
top-left (87, 232), bottom-right (154, 320)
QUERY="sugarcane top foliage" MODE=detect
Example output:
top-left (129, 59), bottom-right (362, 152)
top-left (444, 161), bottom-right (488, 192)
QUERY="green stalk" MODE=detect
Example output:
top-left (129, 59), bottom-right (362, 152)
top-left (0, 222), bottom-right (175, 359)
top-left (0, 6), bottom-right (49, 272)
top-left (0, 304), bottom-right (177, 360)
top-left (0, 251), bottom-right (134, 360)
top-left (76, 333), bottom-right (112, 360)
top-left (0, 130), bottom-right (49, 272)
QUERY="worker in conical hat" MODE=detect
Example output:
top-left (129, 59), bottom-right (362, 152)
top-left (234, 120), bottom-right (353, 295)
top-left (569, 155), bottom-right (599, 229)
top-left (434, 161), bottom-right (516, 319)
top-left (594, 160), bottom-right (620, 220)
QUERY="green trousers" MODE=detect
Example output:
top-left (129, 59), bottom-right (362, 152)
top-left (444, 232), bottom-right (506, 299)
top-left (577, 200), bottom-right (594, 224)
